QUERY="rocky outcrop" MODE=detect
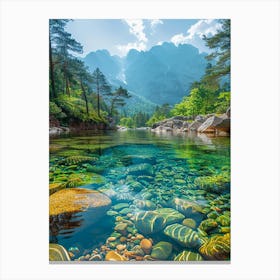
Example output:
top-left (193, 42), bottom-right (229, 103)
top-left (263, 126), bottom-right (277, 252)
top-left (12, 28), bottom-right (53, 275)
top-left (151, 109), bottom-right (230, 135)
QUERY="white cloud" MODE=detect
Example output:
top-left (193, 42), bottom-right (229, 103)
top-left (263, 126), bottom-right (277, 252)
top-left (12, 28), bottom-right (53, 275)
top-left (170, 19), bottom-right (222, 52)
top-left (150, 19), bottom-right (163, 30)
top-left (117, 41), bottom-right (147, 57)
top-left (117, 19), bottom-right (149, 56)
top-left (123, 19), bottom-right (147, 42)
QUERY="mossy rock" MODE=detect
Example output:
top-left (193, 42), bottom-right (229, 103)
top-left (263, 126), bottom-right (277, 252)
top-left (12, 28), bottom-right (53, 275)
top-left (119, 208), bottom-right (132, 215)
top-left (49, 183), bottom-right (65, 195)
top-left (173, 198), bottom-right (204, 217)
top-left (134, 211), bottom-right (166, 235)
top-left (49, 188), bottom-right (111, 216)
top-left (164, 223), bottom-right (201, 248)
top-left (216, 215), bottom-right (230, 226)
top-left (182, 218), bottom-right (197, 229)
top-left (135, 199), bottom-right (156, 210)
top-left (174, 250), bottom-right (203, 261)
top-left (60, 155), bottom-right (98, 166)
top-left (151, 241), bottom-right (173, 260)
top-left (154, 208), bottom-right (185, 225)
top-left (199, 233), bottom-right (230, 260)
top-left (194, 172), bottom-right (230, 194)
top-left (49, 243), bottom-right (70, 261)
top-left (125, 163), bottom-right (154, 176)
top-left (113, 203), bottom-right (130, 211)
top-left (198, 219), bottom-right (218, 233)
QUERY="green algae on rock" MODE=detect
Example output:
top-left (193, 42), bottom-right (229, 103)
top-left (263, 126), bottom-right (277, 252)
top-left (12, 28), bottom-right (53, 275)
top-left (182, 218), bottom-right (197, 229)
top-left (154, 208), bottom-right (185, 225)
top-left (174, 250), bottom-right (203, 261)
top-left (49, 188), bottom-right (111, 216)
top-left (151, 241), bottom-right (173, 260)
top-left (198, 219), bottom-right (218, 233)
top-left (135, 211), bottom-right (166, 234)
top-left (199, 233), bottom-right (230, 260)
top-left (60, 155), bottom-right (98, 165)
top-left (216, 214), bottom-right (230, 226)
top-left (49, 243), bottom-right (70, 261)
top-left (164, 223), bottom-right (201, 248)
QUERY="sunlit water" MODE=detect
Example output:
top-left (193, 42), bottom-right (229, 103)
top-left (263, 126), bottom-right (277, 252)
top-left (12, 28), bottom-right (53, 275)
top-left (49, 130), bottom-right (230, 260)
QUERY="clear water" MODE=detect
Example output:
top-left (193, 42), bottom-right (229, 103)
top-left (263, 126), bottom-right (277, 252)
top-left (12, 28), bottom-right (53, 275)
top-left (49, 130), bottom-right (230, 260)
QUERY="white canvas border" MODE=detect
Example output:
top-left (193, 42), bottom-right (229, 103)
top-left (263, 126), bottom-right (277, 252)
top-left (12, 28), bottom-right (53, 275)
top-left (0, 0), bottom-right (279, 279)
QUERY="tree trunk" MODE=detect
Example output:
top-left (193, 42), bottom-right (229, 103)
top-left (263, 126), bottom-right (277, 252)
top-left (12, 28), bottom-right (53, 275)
top-left (80, 80), bottom-right (89, 116)
top-left (49, 34), bottom-right (56, 99)
top-left (63, 61), bottom-right (70, 96)
top-left (97, 77), bottom-right (100, 117)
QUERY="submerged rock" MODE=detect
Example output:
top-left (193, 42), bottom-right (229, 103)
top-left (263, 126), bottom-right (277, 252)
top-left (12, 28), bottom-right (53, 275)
top-left (216, 214), bottom-right (230, 226)
top-left (134, 211), bottom-right (166, 235)
top-left (126, 163), bottom-right (154, 176)
top-left (153, 208), bottom-right (185, 225)
top-left (140, 238), bottom-right (153, 254)
top-left (49, 188), bottom-right (111, 216)
top-left (172, 198), bottom-right (205, 218)
top-left (164, 223), bottom-right (201, 248)
top-left (151, 241), bottom-right (173, 260)
top-left (174, 250), bottom-right (203, 261)
top-left (105, 251), bottom-right (127, 261)
top-left (182, 218), bottom-right (197, 229)
top-left (198, 219), bottom-right (218, 233)
top-left (49, 243), bottom-right (70, 261)
top-left (199, 233), bottom-right (230, 260)
top-left (49, 182), bottom-right (65, 195)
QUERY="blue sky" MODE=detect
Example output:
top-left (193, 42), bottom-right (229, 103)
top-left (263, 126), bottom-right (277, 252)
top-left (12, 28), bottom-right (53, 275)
top-left (66, 19), bottom-right (222, 57)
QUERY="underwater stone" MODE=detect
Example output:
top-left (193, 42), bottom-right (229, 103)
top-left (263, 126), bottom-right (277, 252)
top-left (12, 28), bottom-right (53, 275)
top-left (216, 215), bottom-right (230, 226)
top-left (49, 188), bottom-right (111, 216)
top-left (173, 197), bottom-right (205, 218)
top-left (135, 199), bottom-right (156, 210)
top-left (154, 208), bottom-right (185, 226)
top-left (199, 233), bottom-right (230, 260)
top-left (164, 223), bottom-right (201, 248)
top-left (174, 250), bottom-right (203, 261)
top-left (182, 218), bottom-right (197, 229)
top-left (106, 210), bottom-right (119, 216)
top-left (119, 208), bottom-right (132, 215)
top-left (140, 238), bottom-right (153, 254)
top-left (49, 183), bottom-right (65, 195)
top-left (198, 219), bottom-right (218, 233)
top-left (105, 251), bottom-right (127, 261)
top-left (114, 223), bottom-right (128, 235)
top-left (60, 155), bottom-right (97, 166)
top-left (49, 243), bottom-right (70, 261)
top-left (151, 241), bottom-right (173, 260)
top-left (134, 211), bottom-right (166, 235)
top-left (126, 163), bottom-right (154, 176)
top-left (113, 203), bottom-right (130, 211)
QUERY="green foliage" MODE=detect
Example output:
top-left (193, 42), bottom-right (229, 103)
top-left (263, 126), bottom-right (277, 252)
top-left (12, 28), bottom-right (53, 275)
top-left (105, 86), bottom-right (131, 117)
top-left (203, 19), bottom-right (230, 89)
top-left (55, 95), bottom-right (105, 123)
top-left (49, 101), bottom-right (66, 119)
top-left (171, 86), bottom-right (218, 117)
top-left (119, 112), bottom-right (150, 128)
top-left (215, 92), bottom-right (230, 113)
top-left (146, 104), bottom-right (172, 126)
top-left (119, 117), bottom-right (134, 128)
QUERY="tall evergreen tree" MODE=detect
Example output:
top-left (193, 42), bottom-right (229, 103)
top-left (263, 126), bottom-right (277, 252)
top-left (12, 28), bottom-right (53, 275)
top-left (92, 68), bottom-right (111, 117)
top-left (105, 86), bottom-right (131, 117)
top-left (49, 19), bottom-right (83, 96)
top-left (203, 19), bottom-right (230, 89)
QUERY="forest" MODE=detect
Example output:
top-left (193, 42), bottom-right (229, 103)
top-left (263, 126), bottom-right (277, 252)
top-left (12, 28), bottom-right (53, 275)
top-left (49, 19), bottom-right (230, 129)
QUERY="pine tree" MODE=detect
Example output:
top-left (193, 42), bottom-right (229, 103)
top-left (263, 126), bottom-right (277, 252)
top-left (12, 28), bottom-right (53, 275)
top-left (203, 19), bottom-right (230, 89)
top-left (105, 86), bottom-right (131, 117)
top-left (92, 68), bottom-right (111, 117)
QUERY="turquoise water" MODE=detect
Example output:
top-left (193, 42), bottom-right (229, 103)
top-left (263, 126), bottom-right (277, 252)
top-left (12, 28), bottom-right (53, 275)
top-left (49, 130), bottom-right (230, 261)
